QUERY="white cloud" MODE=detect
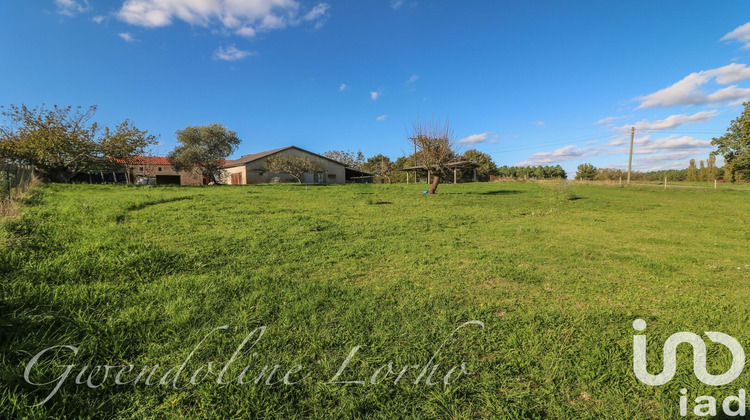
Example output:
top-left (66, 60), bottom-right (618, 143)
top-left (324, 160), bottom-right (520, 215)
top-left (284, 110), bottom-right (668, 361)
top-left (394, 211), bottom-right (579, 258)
top-left (517, 145), bottom-right (598, 166)
top-left (632, 135), bottom-right (711, 155)
top-left (616, 110), bottom-right (718, 132)
top-left (611, 149), bottom-right (719, 172)
top-left (607, 134), bottom-right (711, 164)
top-left (532, 120), bottom-right (545, 127)
top-left (390, 0), bottom-right (404, 9)
top-left (707, 63), bottom-right (750, 84)
top-left (606, 133), bottom-right (633, 146)
top-left (721, 22), bottom-right (750, 49)
top-left (339, 83), bottom-right (347, 91)
top-left (213, 45), bottom-right (255, 61)
top-left (637, 63), bottom-right (750, 108)
top-left (119, 32), bottom-right (137, 42)
top-left (117, 0), bottom-right (330, 36)
top-left (370, 91), bottom-right (380, 100)
top-left (376, 114), bottom-right (388, 121)
top-left (458, 132), bottom-right (494, 145)
top-left (604, 133), bottom-right (720, 171)
top-left (303, 3), bottom-right (329, 28)
top-left (92, 15), bottom-right (106, 23)
top-left (55, 0), bottom-right (89, 16)
top-left (406, 74), bottom-right (419, 84)
top-left (596, 115), bottom-right (630, 125)
top-left (610, 151), bottom-right (703, 171)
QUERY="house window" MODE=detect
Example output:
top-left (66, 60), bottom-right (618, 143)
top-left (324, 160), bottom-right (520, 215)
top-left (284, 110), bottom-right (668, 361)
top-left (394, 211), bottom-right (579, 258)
top-left (139, 167), bottom-right (144, 171)
top-left (328, 174), bottom-right (336, 180)
top-left (158, 167), bottom-right (162, 171)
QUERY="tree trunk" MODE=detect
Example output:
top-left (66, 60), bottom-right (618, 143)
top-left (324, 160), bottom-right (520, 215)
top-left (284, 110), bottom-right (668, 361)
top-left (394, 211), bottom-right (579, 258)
top-left (427, 176), bottom-right (439, 194)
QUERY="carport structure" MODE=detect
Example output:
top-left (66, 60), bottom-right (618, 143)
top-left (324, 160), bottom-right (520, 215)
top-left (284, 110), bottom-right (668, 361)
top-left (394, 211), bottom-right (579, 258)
top-left (399, 161), bottom-right (479, 184)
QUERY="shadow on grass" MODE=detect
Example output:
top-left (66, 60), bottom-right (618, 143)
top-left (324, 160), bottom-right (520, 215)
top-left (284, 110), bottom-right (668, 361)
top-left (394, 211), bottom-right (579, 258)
top-left (442, 190), bottom-right (523, 196)
top-left (126, 196), bottom-right (193, 211)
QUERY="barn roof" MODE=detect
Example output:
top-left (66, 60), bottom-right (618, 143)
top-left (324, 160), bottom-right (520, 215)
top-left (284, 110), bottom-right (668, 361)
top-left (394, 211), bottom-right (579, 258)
top-left (222, 146), bottom-right (346, 168)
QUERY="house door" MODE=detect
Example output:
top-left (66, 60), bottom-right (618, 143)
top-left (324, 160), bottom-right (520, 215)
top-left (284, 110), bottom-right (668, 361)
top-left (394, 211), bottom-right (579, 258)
top-left (231, 172), bottom-right (242, 185)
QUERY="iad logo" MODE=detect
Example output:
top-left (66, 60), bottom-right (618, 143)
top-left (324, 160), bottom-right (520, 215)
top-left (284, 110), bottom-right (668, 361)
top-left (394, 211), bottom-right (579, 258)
top-left (632, 319), bottom-right (744, 386)
top-left (632, 319), bottom-right (747, 417)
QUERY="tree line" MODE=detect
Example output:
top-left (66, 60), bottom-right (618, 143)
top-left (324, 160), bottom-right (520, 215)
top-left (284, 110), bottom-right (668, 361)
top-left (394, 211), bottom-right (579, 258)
top-left (574, 155), bottom-right (724, 182)
top-left (6, 101), bottom-right (750, 186)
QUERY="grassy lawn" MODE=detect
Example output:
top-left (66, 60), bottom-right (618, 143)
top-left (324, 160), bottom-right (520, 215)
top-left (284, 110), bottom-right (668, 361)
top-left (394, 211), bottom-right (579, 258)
top-left (2, 181), bottom-right (750, 418)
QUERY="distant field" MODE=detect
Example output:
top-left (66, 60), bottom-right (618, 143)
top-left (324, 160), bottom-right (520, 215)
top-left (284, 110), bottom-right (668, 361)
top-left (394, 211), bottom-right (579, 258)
top-left (2, 182), bottom-right (750, 418)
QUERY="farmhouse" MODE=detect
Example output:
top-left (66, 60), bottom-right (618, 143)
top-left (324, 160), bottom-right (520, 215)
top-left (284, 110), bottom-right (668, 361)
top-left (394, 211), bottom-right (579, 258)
top-left (221, 146), bottom-right (348, 185)
top-left (119, 156), bottom-right (205, 186)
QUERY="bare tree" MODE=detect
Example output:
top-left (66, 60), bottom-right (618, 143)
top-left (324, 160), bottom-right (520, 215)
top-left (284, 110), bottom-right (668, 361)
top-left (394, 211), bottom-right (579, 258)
top-left (409, 118), bottom-right (458, 194)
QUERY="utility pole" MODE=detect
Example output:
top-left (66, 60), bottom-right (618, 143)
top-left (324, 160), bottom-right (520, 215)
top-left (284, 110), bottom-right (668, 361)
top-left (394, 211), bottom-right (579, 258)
top-left (627, 126), bottom-right (635, 185)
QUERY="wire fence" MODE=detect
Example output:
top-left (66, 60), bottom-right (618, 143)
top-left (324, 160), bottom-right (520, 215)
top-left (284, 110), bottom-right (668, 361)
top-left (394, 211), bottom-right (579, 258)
top-left (0, 164), bottom-right (34, 198)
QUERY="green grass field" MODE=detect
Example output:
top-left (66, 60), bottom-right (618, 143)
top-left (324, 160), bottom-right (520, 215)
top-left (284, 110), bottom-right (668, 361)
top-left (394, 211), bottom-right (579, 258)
top-left (2, 182), bottom-right (750, 418)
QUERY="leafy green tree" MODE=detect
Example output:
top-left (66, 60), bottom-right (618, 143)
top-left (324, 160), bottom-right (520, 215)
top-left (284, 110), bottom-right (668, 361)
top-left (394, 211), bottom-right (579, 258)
top-left (495, 165), bottom-right (566, 180)
top-left (575, 163), bottom-right (597, 180)
top-left (264, 155), bottom-right (323, 184)
top-left (549, 165), bottom-right (567, 179)
top-left (323, 150), bottom-right (365, 170)
top-left (363, 154), bottom-right (393, 183)
top-left (389, 155), bottom-right (411, 183)
top-left (461, 149), bottom-right (497, 181)
top-left (687, 159), bottom-right (697, 182)
top-left (699, 160), bottom-right (706, 182)
top-left (707, 154), bottom-right (717, 181)
top-left (0, 104), bottom-right (156, 182)
top-left (712, 101), bottom-right (750, 182)
top-left (168, 123), bottom-right (241, 184)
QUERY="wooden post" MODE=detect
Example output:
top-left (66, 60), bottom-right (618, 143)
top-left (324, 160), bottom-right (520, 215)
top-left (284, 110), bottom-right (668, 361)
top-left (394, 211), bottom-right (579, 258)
top-left (406, 171), bottom-right (409, 184)
top-left (453, 168), bottom-right (457, 184)
top-left (619, 177), bottom-right (622, 186)
top-left (715, 179), bottom-right (717, 190)
top-left (627, 126), bottom-right (635, 185)
top-left (664, 176), bottom-right (667, 189)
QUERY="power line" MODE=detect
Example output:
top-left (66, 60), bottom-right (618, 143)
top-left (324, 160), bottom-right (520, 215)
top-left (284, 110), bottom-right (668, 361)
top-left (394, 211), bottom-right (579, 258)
top-left (480, 134), bottom-right (612, 154)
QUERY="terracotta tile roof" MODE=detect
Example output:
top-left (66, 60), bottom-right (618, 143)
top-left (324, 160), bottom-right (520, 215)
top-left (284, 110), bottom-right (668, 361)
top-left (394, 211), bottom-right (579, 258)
top-left (112, 156), bottom-right (228, 166)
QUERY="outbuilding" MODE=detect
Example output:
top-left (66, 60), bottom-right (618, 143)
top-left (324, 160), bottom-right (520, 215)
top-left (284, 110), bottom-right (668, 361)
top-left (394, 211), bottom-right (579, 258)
top-left (221, 146), bottom-right (347, 184)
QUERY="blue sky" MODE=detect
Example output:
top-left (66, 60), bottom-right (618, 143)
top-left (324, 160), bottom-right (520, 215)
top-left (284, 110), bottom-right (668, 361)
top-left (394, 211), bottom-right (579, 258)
top-left (2, 1), bottom-right (750, 176)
